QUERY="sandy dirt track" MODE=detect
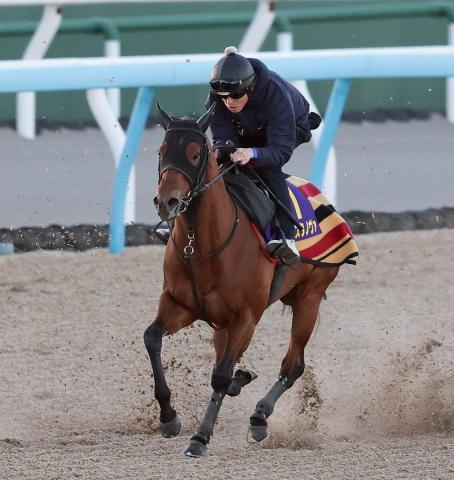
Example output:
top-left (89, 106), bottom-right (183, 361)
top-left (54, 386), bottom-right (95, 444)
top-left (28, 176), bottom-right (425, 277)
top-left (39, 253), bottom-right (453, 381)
top-left (1, 229), bottom-right (453, 479)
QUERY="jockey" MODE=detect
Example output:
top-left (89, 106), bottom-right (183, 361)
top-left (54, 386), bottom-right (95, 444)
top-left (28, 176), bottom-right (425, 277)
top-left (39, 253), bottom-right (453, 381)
top-left (207, 46), bottom-right (320, 263)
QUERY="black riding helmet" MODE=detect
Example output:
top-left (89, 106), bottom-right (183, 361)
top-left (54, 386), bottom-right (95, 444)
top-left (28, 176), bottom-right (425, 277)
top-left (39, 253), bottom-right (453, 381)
top-left (210, 46), bottom-right (256, 97)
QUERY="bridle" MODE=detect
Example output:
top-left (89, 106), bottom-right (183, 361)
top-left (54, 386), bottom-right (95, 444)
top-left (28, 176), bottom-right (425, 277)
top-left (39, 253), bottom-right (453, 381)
top-left (158, 124), bottom-right (239, 262)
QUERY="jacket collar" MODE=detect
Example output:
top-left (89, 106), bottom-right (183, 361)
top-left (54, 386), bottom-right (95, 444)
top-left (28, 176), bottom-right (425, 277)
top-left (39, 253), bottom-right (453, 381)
top-left (245, 58), bottom-right (270, 107)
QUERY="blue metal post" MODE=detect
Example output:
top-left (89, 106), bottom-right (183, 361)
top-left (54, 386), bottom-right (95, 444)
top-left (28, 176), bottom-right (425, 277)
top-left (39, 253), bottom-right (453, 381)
top-left (310, 78), bottom-right (351, 189)
top-left (109, 86), bottom-right (154, 253)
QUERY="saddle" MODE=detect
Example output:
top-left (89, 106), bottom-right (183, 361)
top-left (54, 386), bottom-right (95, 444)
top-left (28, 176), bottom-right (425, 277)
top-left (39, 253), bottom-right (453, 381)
top-left (223, 170), bottom-right (275, 235)
top-left (224, 170), bottom-right (301, 268)
top-left (225, 171), bottom-right (359, 268)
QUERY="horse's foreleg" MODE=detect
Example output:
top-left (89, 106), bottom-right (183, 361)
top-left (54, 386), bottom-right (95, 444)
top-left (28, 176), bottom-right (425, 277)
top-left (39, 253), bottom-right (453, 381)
top-left (143, 291), bottom-right (196, 438)
top-left (248, 268), bottom-right (338, 443)
top-left (212, 328), bottom-right (257, 397)
top-left (226, 368), bottom-right (258, 397)
top-left (184, 313), bottom-right (256, 457)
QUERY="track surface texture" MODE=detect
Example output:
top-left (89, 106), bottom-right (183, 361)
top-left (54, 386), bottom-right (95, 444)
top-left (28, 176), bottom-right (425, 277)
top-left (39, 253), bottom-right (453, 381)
top-left (1, 229), bottom-right (453, 479)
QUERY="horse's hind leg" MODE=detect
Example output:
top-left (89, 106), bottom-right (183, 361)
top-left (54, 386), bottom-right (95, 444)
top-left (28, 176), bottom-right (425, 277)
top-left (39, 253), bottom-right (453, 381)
top-left (248, 267), bottom-right (339, 443)
top-left (143, 291), bottom-right (196, 438)
top-left (184, 311), bottom-right (257, 457)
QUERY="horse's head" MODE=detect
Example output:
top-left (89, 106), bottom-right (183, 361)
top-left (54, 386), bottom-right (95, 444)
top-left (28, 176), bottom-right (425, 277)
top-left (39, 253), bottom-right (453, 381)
top-left (153, 102), bottom-right (216, 221)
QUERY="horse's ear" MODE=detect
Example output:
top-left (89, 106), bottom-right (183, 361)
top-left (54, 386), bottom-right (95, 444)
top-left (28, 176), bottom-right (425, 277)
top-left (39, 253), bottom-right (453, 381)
top-left (196, 102), bottom-right (216, 132)
top-left (156, 102), bottom-right (173, 130)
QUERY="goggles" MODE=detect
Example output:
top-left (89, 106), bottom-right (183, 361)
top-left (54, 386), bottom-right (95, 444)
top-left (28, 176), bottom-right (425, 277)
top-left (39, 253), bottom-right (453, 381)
top-left (210, 73), bottom-right (255, 99)
top-left (213, 89), bottom-right (248, 100)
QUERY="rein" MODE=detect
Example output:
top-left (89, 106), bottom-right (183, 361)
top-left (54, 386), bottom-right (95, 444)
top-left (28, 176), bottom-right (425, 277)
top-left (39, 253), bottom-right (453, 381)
top-left (171, 159), bottom-right (238, 218)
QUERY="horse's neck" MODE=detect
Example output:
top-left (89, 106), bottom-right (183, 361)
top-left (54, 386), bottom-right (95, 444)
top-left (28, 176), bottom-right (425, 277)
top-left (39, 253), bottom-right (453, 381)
top-left (176, 161), bottom-right (235, 253)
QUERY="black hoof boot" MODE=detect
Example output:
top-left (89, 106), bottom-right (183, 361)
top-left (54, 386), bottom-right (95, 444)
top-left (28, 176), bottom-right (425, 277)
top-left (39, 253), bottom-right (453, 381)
top-left (183, 439), bottom-right (206, 458)
top-left (159, 414), bottom-right (182, 438)
top-left (227, 368), bottom-right (258, 397)
top-left (248, 410), bottom-right (269, 443)
top-left (247, 424), bottom-right (269, 443)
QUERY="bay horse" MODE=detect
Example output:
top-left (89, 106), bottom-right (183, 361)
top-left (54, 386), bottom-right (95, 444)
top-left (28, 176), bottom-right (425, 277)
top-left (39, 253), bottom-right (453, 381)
top-left (143, 103), bottom-right (340, 457)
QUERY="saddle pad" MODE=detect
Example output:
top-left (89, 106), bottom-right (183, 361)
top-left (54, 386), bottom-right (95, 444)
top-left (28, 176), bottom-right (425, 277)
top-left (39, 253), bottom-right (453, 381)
top-left (287, 175), bottom-right (359, 266)
top-left (255, 176), bottom-right (359, 267)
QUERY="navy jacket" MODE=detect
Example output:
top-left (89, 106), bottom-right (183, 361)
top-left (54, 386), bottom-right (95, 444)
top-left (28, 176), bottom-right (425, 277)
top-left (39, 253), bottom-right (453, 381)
top-left (206, 58), bottom-right (312, 169)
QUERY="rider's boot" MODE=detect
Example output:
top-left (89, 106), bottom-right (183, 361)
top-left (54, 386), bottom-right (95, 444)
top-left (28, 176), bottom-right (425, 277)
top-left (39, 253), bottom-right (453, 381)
top-left (267, 238), bottom-right (300, 266)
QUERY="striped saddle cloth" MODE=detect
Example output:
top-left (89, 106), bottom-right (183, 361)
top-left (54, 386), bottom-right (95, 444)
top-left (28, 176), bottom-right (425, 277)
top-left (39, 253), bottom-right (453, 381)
top-left (256, 175), bottom-right (359, 267)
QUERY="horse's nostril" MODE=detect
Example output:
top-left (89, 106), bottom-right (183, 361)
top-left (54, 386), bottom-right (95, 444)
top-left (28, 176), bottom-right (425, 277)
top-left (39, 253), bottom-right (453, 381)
top-left (155, 195), bottom-right (181, 220)
top-left (167, 197), bottom-right (179, 210)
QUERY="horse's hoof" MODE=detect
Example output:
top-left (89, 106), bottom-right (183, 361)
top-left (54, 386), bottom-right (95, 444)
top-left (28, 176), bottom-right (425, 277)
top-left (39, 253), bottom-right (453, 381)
top-left (247, 425), bottom-right (269, 444)
top-left (159, 414), bottom-right (182, 438)
top-left (227, 382), bottom-right (241, 397)
top-left (183, 439), bottom-right (206, 458)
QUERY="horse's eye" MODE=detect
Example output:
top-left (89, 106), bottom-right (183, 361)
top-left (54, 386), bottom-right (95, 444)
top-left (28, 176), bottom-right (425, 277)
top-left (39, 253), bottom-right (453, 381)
top-left (188, 151), bottom-right (201, 166)
top-left (186, 142), bottom-right (201, 166)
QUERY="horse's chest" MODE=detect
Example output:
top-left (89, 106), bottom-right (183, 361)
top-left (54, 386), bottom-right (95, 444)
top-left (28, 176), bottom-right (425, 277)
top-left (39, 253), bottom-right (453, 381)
top-left (172, 283), bottom-right (233, 321)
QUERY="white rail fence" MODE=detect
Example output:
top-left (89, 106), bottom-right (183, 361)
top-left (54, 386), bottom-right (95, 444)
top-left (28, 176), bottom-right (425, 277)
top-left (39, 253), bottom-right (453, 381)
top-left (1, 47), bottom-right (453, 252)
